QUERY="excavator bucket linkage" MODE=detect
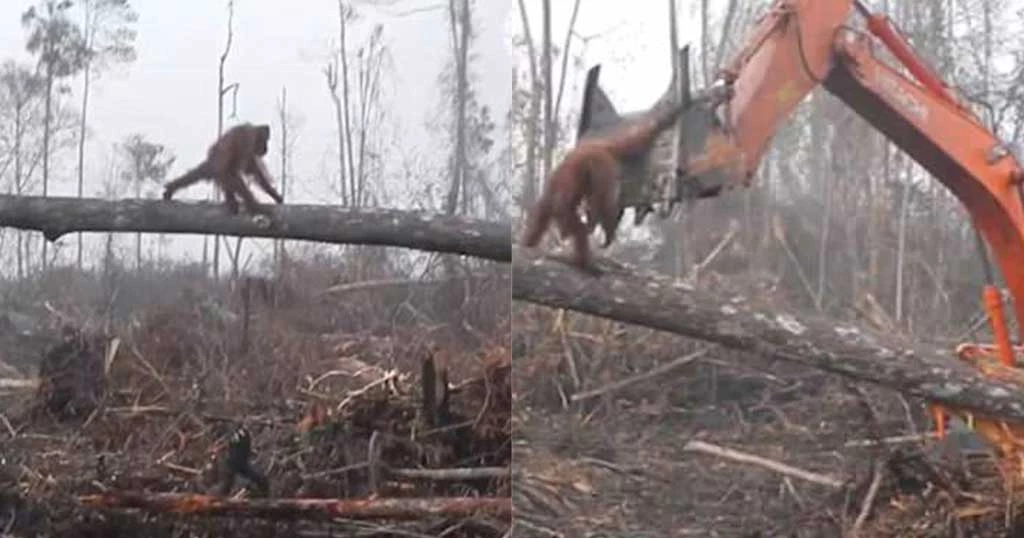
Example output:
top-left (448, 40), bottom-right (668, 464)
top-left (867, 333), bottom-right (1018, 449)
top-left (933, 340), bottom-right (1024, 486)
top-left (575, 47), bottom-right (740, 226)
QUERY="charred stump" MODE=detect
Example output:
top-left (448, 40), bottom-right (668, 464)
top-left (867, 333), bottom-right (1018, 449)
top-left (35, 326), bottom-right (106, 419)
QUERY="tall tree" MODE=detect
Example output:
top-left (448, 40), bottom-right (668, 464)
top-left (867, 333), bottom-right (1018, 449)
top-left (74, 0), bottom-right (138, 270)
top-left (445, 0), bottom-right (472, 215)
top-left (540, 0), bottom-right (552, 180)
top-left (119, 134), bottom-right (175, 270)
top-left (22, 0), bottom-right (89, 270)
top-left (514, 0), bottom-right (540, 209)
top-left (213, 0), bottom-right (239, 280)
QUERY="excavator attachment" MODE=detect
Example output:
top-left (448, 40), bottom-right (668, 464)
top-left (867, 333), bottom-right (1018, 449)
top-left (931, 342), bottom-right (1024, 487)
top-left (575, 47), bottom-right (742, 226)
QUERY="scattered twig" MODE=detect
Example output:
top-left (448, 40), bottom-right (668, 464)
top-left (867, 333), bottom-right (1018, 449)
top-left (3, 506), bottom-right (15, 535)
top-left (682, 440), bottom-right (845, 489)
top-left (0, 413), bottom-right (18, 438)
top-left (844, 433), bottom-right (937, 448)
top-left (335, 371), bottom-right (399, 413)
top-left (571, 346), bottom-right (712, 402)
top-left (0, 378), bottom-right (38, 390)
top-left (301, 461), bottom-right (370, 480)
top-left (368, 430), bottom-right (382, 495)
top-left (78, 492), bottom-right (512, 520)
top-left (686, 220), bottom-right (739, 284)
top-left (388, 466), bottom-right (509, 481)
top-left (160, 461), bottom-right (203, 476)
top-left (851, 461), bottom-right (884, 536)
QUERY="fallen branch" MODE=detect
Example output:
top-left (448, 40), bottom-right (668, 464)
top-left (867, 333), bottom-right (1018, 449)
top-left (851, 461), bottom-right (884, 536)
top-left (683, 440), bottom-right (844, 489)
top-left (511, 246), bottom-right (1024, 422)
top-left (570, 346), bottom-right (713, 402)
top-left (78, 493), bottom-right (511, 521)
top-left (844, 433), bottom-right (937, 448)
top-left (0, 195), bottom-right (510, 262)
top-left (387, 466), bottom-right (510, 481)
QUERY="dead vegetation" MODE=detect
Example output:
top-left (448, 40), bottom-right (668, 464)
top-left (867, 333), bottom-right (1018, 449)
top-left (0, 255), bottom-right (511, 537)
top-left (512, 271), bottom-right (1024, 538)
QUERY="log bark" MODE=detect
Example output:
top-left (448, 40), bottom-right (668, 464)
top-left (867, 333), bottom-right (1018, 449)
top-left (511, 246), bottom-right (1024, 422)
top-left (0, 195), bottom-right (511, 263)
top-left (78, 492), bottom-right (511, 521)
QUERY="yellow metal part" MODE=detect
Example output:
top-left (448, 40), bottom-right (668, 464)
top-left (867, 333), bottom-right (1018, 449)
top-left (931, 343), bottom-right (1024, 484)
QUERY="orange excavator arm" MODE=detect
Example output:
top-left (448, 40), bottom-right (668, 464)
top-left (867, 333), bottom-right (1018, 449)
top-left (670, 0), bottom-right (1024, 346)
top-left (665, 0), bottom-right (1024, 477)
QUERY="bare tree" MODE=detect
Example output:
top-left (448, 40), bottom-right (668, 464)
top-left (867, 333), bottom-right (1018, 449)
top-left (212, 0), bottom-right (240, 280)
top-left (514, 0), bottom-right (539, 209)
top-left (541, 0), bottom-right (552, 180)
top-left (119, 133), bottom-right (175, 270)
top-left (0, 62), bottom-right (46, 279)
top-left (22, 0), bottom-right (89, 270)
top-left (445, 0), bottom-right (471, 215)
top-left (74, 0), bottom-right (137, 270)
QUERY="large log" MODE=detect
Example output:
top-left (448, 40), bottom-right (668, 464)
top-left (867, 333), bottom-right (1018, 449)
top-left (78, 492), bottom-right (511, 521)
top-left (0, 195), bottom-right (511, 262)
top-left (511, 246), bottom-right (1024, 422)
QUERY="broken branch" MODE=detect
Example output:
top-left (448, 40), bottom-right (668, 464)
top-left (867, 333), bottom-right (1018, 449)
top-left (683, 440), bottom-right (844, 489)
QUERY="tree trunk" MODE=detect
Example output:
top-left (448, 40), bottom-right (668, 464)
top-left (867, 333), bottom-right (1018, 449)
top-left (214, 0), bottom-right (236, 281)
top-left (895, 165), bottom-right (912, 324)
top-left (41, 62), bottom-right (54, 272)
top-left (515, 0), bottom-right (539, 209)
top-left (135, 178), bottom-right (142, 271)
top-left (338, 1), bottom-right (357, 206)
top-left (0, 195), bottom-right (512, 263)
top-left (511, 245), bottom-right (1024, 422)
top-left (14, 107), bottom-right (24, 280)
top-left (700, 0), bottom-right (709, 84)
top-left (541, 0), bottom-right (553, 180)
top-left (76, 3), bottom-right (95, 271)
top-left (275, 86), bottom-right (288, 275)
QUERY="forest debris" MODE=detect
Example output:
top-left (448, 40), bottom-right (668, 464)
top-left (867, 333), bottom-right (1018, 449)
top-left (78, 492), bottom-right (512, 521)
top-left (682, 440), bottom-right (845, 488)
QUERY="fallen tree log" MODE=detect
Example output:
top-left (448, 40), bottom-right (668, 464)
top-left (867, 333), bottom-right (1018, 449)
top-left (78, 493), bottom-right (511, 521)
top-left (511, 246), bottom-right (1024, 422)
top-left (0, 195), bottom-right (510, 262)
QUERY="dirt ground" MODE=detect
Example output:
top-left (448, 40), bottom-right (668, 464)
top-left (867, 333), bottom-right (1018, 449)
top-left (0, 268), bottom-right (511, 537)
top-left (511, 301), bottom-right (1024, 538)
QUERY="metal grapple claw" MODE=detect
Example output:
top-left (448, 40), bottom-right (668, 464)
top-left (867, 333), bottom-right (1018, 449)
top-left (575, 47), bottom-right (746, 231)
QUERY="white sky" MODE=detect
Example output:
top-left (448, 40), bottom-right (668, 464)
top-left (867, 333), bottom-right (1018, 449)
top-left (508, 1), bottom-right (703, 125)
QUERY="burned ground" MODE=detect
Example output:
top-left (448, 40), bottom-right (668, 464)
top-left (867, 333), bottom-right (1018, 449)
top-left (512, 272), bottom-right (1021, 538)
top-left (0, 261), bottom-right (511, 537)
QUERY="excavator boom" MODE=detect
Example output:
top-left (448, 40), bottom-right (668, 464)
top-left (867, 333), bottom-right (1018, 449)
top-left (575, 0), bottom-right (1024, 482)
